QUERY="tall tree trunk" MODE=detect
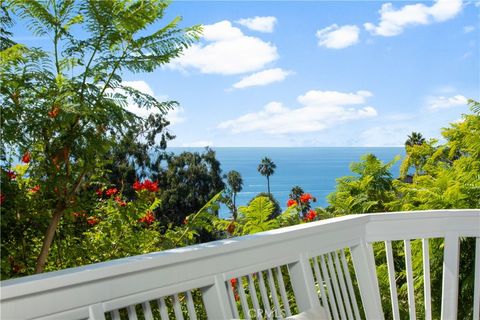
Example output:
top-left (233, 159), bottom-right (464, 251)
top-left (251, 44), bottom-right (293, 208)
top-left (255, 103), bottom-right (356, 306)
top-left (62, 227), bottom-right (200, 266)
top-left (267, 176), bottom-right (270, 196)
top-left (233, 193), bottom-right (237, 221)
top-left (34, 204), bottom-right (65, 273)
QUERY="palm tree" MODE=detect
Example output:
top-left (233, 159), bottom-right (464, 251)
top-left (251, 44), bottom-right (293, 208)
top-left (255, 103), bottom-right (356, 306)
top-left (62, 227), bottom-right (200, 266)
top-left (405, 132), bottom-right (425, 147)
top-left (257, 157), bottom-right (276, 195)
top-left (226, 170), bottom-right (243, 220)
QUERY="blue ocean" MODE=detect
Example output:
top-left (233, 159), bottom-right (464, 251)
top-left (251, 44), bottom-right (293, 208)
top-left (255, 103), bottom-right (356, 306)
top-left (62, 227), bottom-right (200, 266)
top-left (168, 148), bottom-right (405, 218)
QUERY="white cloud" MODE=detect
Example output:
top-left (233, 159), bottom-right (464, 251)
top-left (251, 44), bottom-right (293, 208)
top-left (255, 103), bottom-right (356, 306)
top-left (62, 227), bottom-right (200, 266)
top-left (463, 25), bottom-right (475, 33)
top-left (316, 24), bottom-right (360, 49)
top-left (232, 68), bottom-right (292, 89)
top-left (236, 16), bottom-right (277, 33)
top-left (168, 20), bottom-right (278, 75)
top-left (218, 90), bottom-right (377, 134)
top-left (364, 0), bottom-right (463, 37)
top-left (360, 125), bottom-right (410, 147)
top-left (426, 94), bottom-right (468, 110)
top-left (181, 140), bottom-right (214, 147)
top-left (121, 81), bottom-right (184, 124)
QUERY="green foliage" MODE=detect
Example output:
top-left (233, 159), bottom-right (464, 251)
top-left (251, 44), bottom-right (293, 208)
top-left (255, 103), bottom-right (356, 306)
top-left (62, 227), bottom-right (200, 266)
top-left (1, 0), bottom-right (201, 273)
top-left (248, 192), bottom-right (282, 218)
top-left (405, 131), bottom-right (426, 147)
top-left (328, 102), bottom-right (480, 319)
top-left (153, 148), bottom-right (225, 228)
top-left (224, 170), bottom-right (243, 220)
top-left (235, 196), bottom-right (279, 235)
top-left (327, 154), bottom-right (400, 214)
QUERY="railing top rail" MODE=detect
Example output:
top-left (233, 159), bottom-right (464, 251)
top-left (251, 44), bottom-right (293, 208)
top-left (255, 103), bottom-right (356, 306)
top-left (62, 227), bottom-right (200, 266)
top-left (1, 209), bottom-right (479, 302)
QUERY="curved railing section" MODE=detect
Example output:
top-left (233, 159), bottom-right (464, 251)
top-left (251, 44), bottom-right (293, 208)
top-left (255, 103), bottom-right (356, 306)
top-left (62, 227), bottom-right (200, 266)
top-left (1, 210), bottom-right (479, 319)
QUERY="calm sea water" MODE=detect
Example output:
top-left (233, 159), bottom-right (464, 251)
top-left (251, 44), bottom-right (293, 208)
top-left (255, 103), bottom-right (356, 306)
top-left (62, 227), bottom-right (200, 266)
top-left (168, 147), bottom-right (405, 218)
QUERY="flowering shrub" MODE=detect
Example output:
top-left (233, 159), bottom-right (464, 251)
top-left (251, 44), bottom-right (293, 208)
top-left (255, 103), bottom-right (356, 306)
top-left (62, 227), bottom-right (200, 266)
top-left (133, 179), bottom-right (159, 192)
top-left (287, 199), bottom-right (297, 207)
top-left (286, 190), bottom-right (317, 219)
top-left (304, 209), bottom-right (317, 222)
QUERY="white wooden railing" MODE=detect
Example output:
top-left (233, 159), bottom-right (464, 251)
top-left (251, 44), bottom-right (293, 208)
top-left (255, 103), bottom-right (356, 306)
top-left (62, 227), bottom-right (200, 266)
top-left (1, 210), bottom-right (479, 320)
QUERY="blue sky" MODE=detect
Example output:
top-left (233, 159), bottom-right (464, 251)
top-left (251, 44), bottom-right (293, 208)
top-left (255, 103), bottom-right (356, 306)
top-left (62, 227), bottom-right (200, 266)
top-left (13, 0), bottom-right (480, 147)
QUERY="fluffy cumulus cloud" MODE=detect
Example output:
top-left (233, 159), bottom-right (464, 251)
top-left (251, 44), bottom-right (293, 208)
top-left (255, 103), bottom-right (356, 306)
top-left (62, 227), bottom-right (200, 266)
top-left (364, 0), bottom-right (463, 36)
top-left (168, 21), bottom-right (278, 75)
top-left (232, 68), bottom-right (292, 89)
top-left (426, 94), bottom-right (468, 111)
top-left (122, 81), bottom-right (185, 124)
top-left (236, 16), bottom-right (277, 33)
top-left (316, 24), bottom-right (360, 49)
top-left (218, 90), bottom-right (377, 134)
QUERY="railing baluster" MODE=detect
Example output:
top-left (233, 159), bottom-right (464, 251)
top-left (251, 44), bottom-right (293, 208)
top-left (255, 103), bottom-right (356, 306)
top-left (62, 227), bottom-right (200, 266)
top-left (422, 238), bottom-right (432, 320)
top-left (258, 271), bottom-right (273, 320)
top-left (226, 279), bottom-right (240, 319)
top-left (313, 257), bottom-right (331, 319)
top-left (267, 268), bottom-right (282, 317)
top-left (157, 297), bottom-right (169, 320)
top-left (320, 254), bottom-right (340, 320)
top-left (172, 294), bottom-right (184, 320)
top-left (340, 250), bottom-right (361, 320)
top-left (385, 241), bottom-right (400, 320)
top-left (237, 277), bottom-right (252, 320)
top-left (333, 251), bottom-right (354, 319)
top-left (127, 305), bottom-right (138, 320)
top-left (350, 241), bottom-right (384, 319)
top-left (474, 237), bottom-right (480, 320)
top-left (275, 266), bottom-right (292, 317)
top-left (142, 301), bottom-right (153, 320)
top-left (248, 274), bottom-right (261, 320)
top-left (327, 253), bottom-right (347, 319)
top-left (441, 234), bottom-right (460, 319)
top-left (185, 291), bottom-right (197, 320)
top-left (404, 240), bottom-right (416, 320)
top-left (111, 309), bottom-right (121, 320)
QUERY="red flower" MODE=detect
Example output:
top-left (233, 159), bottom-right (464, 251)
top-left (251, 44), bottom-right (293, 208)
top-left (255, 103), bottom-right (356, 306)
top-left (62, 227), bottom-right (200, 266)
top-left (21, 152), bottom-right (31, 163)
top-left (87, 216), bottom-right (99, 226)
top-left (133, 180), bottom-right (142, 191)
top-left (96, 189), bottom-right (103, 197)
top-left (300, 193), bottom-right (313, 203)
top-left (143, 179), bottom-right (159, 192)
top-left (230, 278), bottom-right (240, 301)
top-left (115, 196), bottom-right (127, 207)
top-left (7, 171), bottom-right (16, 180)
top-left (48, 106), bottom-right (60, 118)
top-left (29, 185), bottom-right (40, 193)
top-left (133, 179), bottom-right (159, 192)
top-left (287, 199), bottom-right (297, 207)
top-left (105, 188), bottom-right (118, 197)
top-left (0, 193), bottom-right (5, 205)
top-left (139, 211), bottom-right (155, 225)
top-left (305, 209), bottom-right (317, 222)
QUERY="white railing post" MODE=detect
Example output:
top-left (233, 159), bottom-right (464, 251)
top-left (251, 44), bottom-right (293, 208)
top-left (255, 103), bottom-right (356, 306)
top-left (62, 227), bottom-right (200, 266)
top-left (88, 304), bottom-right (106, 320)
top-left (350, 241), bottom-right (384, 319)
top-left (441, 233), bottom-right (460, 320)
top-left (288, 254), bottom-right (321, 313)
top-left (201, 275), bottom-right (235, 319)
